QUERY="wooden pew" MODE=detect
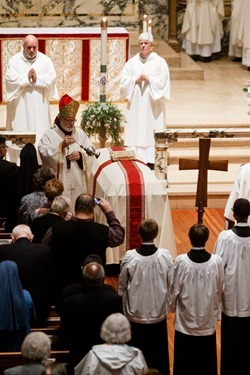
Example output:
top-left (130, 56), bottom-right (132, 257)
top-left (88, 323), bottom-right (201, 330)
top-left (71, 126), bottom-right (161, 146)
top-left (0, 350), bottom-right (69, 373)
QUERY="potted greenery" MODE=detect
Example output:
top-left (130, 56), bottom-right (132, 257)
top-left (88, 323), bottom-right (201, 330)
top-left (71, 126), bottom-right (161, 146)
top-left (80, 101), bottom-right (125, 148)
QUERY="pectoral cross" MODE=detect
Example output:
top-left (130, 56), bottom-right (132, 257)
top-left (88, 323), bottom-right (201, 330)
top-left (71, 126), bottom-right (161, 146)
top-left (179, 138), bottom-right (228, 223)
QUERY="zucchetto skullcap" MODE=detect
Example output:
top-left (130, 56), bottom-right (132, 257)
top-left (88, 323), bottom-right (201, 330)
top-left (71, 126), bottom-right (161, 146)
top-left (59, 94), bottom-right (80, 118)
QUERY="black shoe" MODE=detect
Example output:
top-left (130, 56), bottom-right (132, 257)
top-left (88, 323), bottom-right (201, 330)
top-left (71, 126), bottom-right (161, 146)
top-left (191, 55), bottom-right (201, 62)
top-left (147, 163), bottom-right (155, 170)
top-left (232, 57), bottom-right (242, 62)
top-left (201, 56), bottom-right (212, 63)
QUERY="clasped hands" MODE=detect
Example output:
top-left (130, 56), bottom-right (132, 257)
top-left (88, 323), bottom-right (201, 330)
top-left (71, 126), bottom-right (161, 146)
top-left (28, 68), bottom-right (37, 83)
top-left (136, 74), bottom-right (149, 84)
top-left (62, 135), bottom-right (80, 161)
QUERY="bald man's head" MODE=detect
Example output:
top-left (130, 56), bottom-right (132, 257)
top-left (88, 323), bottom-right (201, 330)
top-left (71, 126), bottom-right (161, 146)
top-left (23, 35), bottom-right (38, 60)
top-left (82, 262), bottom-right (105, 287)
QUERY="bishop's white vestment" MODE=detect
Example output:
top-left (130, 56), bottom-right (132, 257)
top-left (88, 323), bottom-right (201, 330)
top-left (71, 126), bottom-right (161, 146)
top-left (120, 52), bottom-right (170, 164)
top-left (38, 125), bottom-right (93, 210)
top-left (5, 50), bottom-right (59, 144)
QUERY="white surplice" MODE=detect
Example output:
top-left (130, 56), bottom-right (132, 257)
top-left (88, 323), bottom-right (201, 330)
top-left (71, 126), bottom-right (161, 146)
top-left (181, 0), bottom-right (225, 57)
top-left (5, 50), bottom-right (59, 144)
top-left (120, 52), bottom-right (170, 164)
top-left (38, 125), bottom-right (93, 210)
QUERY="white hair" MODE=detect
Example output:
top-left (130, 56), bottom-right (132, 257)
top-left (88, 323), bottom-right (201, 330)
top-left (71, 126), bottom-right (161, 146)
top-left (21, 331), bottom-right (51, 361)
top-left (12, 224), bottom-right (33, 239)
top-left (138, 32), bottom-right (154, 43)
top-left (100, 313), bottom-right (131, 344)
top-left (51, 195), bottom-right (71, 216)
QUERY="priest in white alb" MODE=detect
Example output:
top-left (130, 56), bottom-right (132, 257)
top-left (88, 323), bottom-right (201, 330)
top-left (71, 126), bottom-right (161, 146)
top-left (120, 32), bottom-right (170, 169)
top-left (5, 34), bottom-right (59, 144)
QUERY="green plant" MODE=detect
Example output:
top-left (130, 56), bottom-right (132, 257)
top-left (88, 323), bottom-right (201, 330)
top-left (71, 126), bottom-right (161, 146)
top-left (243, 80), bottom-right (250, 115)
top-left (80, 101), bottom-right (125, 146)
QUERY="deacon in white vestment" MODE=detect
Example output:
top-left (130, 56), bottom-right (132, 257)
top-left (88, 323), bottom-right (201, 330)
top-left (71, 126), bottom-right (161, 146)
top-left (229, 0), bottom-right (250, 69)
top-left (224, 162), bottom-right (250, 228)
top-left (181, 0), bottom-right (225, 61)
top-left (120, 32), bottom-right (170, 168)
top-left (38, 94), bottom-right (93, 210)
top-left (5, 34), bottom-right (59, 144)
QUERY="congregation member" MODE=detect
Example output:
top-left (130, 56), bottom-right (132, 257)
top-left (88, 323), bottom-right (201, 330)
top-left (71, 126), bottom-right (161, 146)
top-left (61, 254), bottom-right (115, 302)
top-left (181, 0), bottom-right (225, 62)
top-left (120, 32), bottom-right (170, 169)
top-left (0, 224), bottom-right (53, 327)
top-left (214, 198), bottom-right (250, 375)
top-left (32, 177), bottom-right (65, 219)
top-left (38, 94), bottom-right (94, 210)
top-left (75, 313), bottom-right (148, 375)
top-left (118, 218), bottom-right (173, 375)
top-left (229, 0), bottom-right (250, 70)
top-left (17, 142), bottom-right (40, 203)
top-left (17, 166), bottom-right (55, 225)
top-left (0, 136), bottom-right (20, 232)
top-left (4, 331), bottom-right (51, 375)
top-left (42, 362), bottom-right (68, 375)
top-left (224, 162), bottom-right (250, 228)
top-left (31, 195), bottom-right (71, 243)
top-left (43, 193), bottom-right (124, 293)
top-left (5, 34), bottom-right (59, 144)
top-left (170, 223), bottom-right (224, 375)
top-left (59, 262), bottom-right (123, 373)
top-left (0, 260), bottom-right (34, 352)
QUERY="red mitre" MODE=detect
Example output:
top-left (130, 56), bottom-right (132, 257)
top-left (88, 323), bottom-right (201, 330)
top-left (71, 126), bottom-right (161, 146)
top-left (59, 94), bottom-right (74, 108)
top-left (58, 94), bottom-right (80, 118)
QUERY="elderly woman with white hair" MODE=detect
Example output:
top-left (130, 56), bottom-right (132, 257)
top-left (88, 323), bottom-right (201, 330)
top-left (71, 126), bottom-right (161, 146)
top-left (120, 32), bottom-right (170, 170)
top-left (74, 313), bottom-right (148, 375)
top-left (4, 331), bottom-right (51, 374)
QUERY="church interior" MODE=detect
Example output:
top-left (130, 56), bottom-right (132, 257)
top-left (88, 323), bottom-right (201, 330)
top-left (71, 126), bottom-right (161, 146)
top-left (0, 0), bottom-right (250, 374)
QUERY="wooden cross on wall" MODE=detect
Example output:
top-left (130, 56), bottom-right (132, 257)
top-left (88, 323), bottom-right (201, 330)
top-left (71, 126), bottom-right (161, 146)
top-left (179, 138), bottom-right (228, 223)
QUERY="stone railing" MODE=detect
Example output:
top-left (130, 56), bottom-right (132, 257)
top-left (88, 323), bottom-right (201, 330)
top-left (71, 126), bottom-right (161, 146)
top-left (154, 128), bottom-right (250, 186)
top-left (0, 131), bottom-right (36, 146)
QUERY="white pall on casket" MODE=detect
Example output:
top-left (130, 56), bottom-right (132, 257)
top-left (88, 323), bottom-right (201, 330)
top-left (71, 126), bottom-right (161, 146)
top-left (89, 148), bottom-right (177, 264)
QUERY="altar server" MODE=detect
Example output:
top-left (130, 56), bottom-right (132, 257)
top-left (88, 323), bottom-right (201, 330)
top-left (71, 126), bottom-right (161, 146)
top-left (5, 34), bottom-right (59, 144)
top-left (171, 223), bottom-right (224, 375)
top-left (120, 32), bottom-right (170, 169)
top-left (214, 198), bottom-right (250, 375)
top-left (38, 94), bottom-right (93, 210)
top-left (119, 218), bottom-right (173, 375)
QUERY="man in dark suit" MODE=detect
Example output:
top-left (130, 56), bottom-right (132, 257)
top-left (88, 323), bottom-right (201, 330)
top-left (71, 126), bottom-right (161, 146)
top-left (0, 224), bottom-right (53, 327)
top-left (59, 261), bottom-right (123, 372)
top-left (0, 136), bottom-right (20, 232)
top-left (43, 193), bottom-right (125, 293)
